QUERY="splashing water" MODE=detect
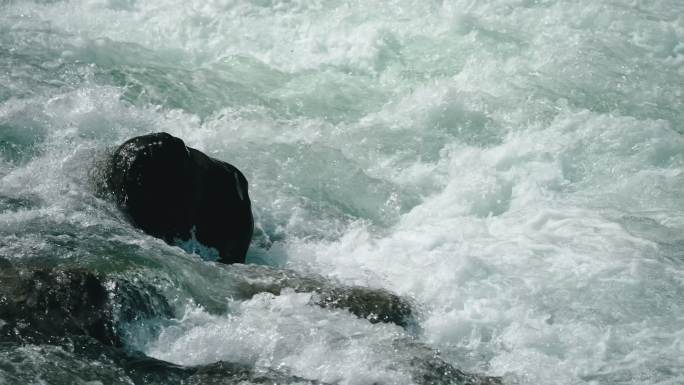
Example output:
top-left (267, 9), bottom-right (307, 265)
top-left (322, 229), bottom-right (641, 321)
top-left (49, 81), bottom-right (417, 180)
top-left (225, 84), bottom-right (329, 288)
top-left (1, 0), bottom-right (683, 384)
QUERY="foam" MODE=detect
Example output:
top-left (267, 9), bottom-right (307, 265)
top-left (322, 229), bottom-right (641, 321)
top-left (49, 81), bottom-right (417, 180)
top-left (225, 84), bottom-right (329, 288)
top-left (1, 0), bottom-right (683, 383)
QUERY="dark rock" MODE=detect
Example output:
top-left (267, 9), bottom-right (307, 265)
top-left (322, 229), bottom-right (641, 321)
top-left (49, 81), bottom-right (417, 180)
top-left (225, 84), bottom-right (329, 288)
top-left (396, 338), bottom-right (503, 385)
top-left (0, 335), bottom-right (330, 385)
top-left (312, 286), bottom-right (413, 327)
top-left (0, 259), bottom-right (325, 385)
top-left (0, 259), bottom-right (499, 385)
top-left (222, 263), bottom-right (415, 328)
top-left (0, 266), bottom-right (116, 345)
top-left (0, 260), bottom-right (172, 346)
top-left (185, 361), bottom-right (330, 385)
top-left (103, 132), bottom-right (253, 264)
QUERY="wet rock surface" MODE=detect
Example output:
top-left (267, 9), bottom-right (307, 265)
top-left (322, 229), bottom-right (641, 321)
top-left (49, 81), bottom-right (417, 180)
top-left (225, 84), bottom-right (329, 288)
top-left (0, 259), bottom-right (172, 346)
top-left (0, 258), bottom-right (500, 385)
top-left (0, 259), bottom-right (331, 384)
top-left (223, 263), bottom-right (414, 327)
top-left (0, 338), bottom-right (333, 385)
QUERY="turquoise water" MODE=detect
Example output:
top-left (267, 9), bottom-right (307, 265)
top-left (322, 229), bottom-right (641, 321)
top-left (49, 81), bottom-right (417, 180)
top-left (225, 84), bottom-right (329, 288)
top-left (1, 0), bottom-right (683, 384)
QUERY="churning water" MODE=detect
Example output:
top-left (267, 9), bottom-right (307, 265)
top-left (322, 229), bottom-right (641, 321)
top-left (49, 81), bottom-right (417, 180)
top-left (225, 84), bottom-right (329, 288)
top-left (1, 0), bottom-right (683, 384)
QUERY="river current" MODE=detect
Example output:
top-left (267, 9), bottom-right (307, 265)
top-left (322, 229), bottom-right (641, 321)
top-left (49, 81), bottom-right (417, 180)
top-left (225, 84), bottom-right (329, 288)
top-left (1, 0), bottom-right (683, 384)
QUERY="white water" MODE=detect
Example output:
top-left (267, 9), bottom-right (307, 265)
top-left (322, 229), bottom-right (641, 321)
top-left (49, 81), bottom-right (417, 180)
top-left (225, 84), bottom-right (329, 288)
top-left (1, 0), bottom-right (683, 384)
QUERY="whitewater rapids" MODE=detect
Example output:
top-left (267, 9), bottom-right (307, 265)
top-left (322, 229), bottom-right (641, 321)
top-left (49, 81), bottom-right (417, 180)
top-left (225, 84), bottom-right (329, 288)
top-left (1, 0), bottom-right (683, 384)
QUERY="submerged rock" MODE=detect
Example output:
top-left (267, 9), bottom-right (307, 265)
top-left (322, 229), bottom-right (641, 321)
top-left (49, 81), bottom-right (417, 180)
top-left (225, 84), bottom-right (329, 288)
top-left (0, 259), bottom-right (500, 385)
top-left (312, 286), bottom-right (413, 327)
top-left (0, 259), bottom-right (172, 346)
top-left (103, 132), bottom-right (253, 264)
top-left (0, 259), bottom-right (329, 385)
top-left (222, 263), bottom-right (415, 328)
top-left (0, 336), bottom-right (331, 385)
top-left (396, 338), bottom-right (502, 385)
top-left (184, 361), bottom-right (331, 385)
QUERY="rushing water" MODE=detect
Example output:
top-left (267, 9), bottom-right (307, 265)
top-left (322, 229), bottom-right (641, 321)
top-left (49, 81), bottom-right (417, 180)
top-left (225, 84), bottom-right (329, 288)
top-left (1, 0), bottom-right (684, 384)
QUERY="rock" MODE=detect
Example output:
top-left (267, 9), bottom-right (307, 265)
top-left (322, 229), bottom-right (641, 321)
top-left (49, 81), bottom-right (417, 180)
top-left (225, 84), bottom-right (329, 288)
top-left (184, 361), bottom-right (331, 385)
top-left (0, 260), bottom-right (172, 346)
top-left (0, 259), bottom-right (500, 385)
top-left (0, 261), bottom-right (327, 385)
top-left (312, 286), bottom-right (413, 327)
top-left (396, 338), bottom-right (502, 385)
top-left (0, 334), bottom-right (331, 385)
top-left (104, 132), bottom-right (253, 264)
top-left (222, 263), bottom-right (415, 328)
